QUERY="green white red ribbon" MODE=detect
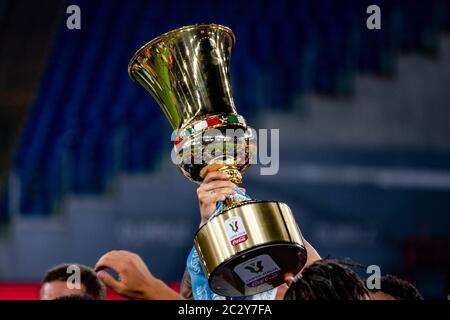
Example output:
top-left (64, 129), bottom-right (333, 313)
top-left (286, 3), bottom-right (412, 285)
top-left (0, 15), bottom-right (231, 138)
top-left (175, 114), bottom-right (246, 148)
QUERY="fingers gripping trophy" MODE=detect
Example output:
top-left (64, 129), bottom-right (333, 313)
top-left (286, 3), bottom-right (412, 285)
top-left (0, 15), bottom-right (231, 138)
top-left (128, 24), bottom-right (307, 297)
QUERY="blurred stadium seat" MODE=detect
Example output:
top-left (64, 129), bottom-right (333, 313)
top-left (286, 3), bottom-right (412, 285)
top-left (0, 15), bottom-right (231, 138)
top-left (7, 0), bottom-right (448, 217)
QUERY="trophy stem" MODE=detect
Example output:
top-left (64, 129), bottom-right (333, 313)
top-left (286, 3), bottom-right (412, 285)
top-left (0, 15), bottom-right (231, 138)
top-left (218, 165), bottom-right (242, 185)
top-left (200, 163), bottom-right (243, 185)
top-left (224, 196), bottom-right (245, 208)
top-left (219, 165), bottom-right (245, 208)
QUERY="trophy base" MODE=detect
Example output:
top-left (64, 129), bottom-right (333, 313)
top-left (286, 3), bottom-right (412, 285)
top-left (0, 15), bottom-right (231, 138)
top-left (209, 242), bottom-right (306, 297)
top-left (194, 200), bottom-right (307, 297)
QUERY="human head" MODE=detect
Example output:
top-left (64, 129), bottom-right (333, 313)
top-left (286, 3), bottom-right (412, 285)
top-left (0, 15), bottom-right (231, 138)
top-left (284, 259), bottom-right (370, 300)
top-left (40, 263), bottom-right (106, 300)
top-left (369, 274), bottom-right (423, 300)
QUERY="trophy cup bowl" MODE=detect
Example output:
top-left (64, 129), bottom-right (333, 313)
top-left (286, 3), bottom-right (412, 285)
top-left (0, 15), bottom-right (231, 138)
top-left (128, 24), bottom-right (307, 297)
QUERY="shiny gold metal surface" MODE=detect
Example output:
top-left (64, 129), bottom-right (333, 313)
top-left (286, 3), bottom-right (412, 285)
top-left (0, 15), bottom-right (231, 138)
top-left (128, 24), bottom-right (255, 183)
top-left (218, 165), bottom-right (242, 185)
top-left (128, 24), bottom-right (307, 297)
top-left (199, 163), bottom-right (242, 185)
top-left (194, 201), bottom-right (306, 297)
top-left (128, 24), bottom-right (236, 130)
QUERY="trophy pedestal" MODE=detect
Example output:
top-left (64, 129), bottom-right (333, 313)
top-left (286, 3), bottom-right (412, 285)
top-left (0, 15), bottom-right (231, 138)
top-left (194, 201), bottom-right (307, 297)
top-left (210, 242), bottom-right (306, 297)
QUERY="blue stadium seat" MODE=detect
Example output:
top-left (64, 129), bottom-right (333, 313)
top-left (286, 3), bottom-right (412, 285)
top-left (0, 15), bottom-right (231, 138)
top-left (12, 0), bottom-right (449, 216)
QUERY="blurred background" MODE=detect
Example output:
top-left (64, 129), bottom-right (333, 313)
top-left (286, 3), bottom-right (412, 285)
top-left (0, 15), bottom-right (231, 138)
top-left (0, 0), bottom-right (449, 299)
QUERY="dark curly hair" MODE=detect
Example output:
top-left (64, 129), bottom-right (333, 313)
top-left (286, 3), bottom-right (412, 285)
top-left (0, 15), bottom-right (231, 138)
top-left (284, 259), bottom-right (369, 300)
top-left (42, 263), bottom-right (106, 300)
top-left (370, 274), bottom-right (423, 300)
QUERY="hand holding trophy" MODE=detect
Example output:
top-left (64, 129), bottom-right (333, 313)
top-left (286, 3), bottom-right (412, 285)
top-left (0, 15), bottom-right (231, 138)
top-left (128, 24), bottom-right (307, 297)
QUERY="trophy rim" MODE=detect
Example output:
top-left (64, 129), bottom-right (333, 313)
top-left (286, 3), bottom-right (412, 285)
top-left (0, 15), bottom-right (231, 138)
top-left (127, 23), bottom-right (236, 81)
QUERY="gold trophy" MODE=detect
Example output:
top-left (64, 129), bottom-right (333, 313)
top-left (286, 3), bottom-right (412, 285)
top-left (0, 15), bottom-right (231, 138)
top-left (128, 24), bottom-right (307, 297)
